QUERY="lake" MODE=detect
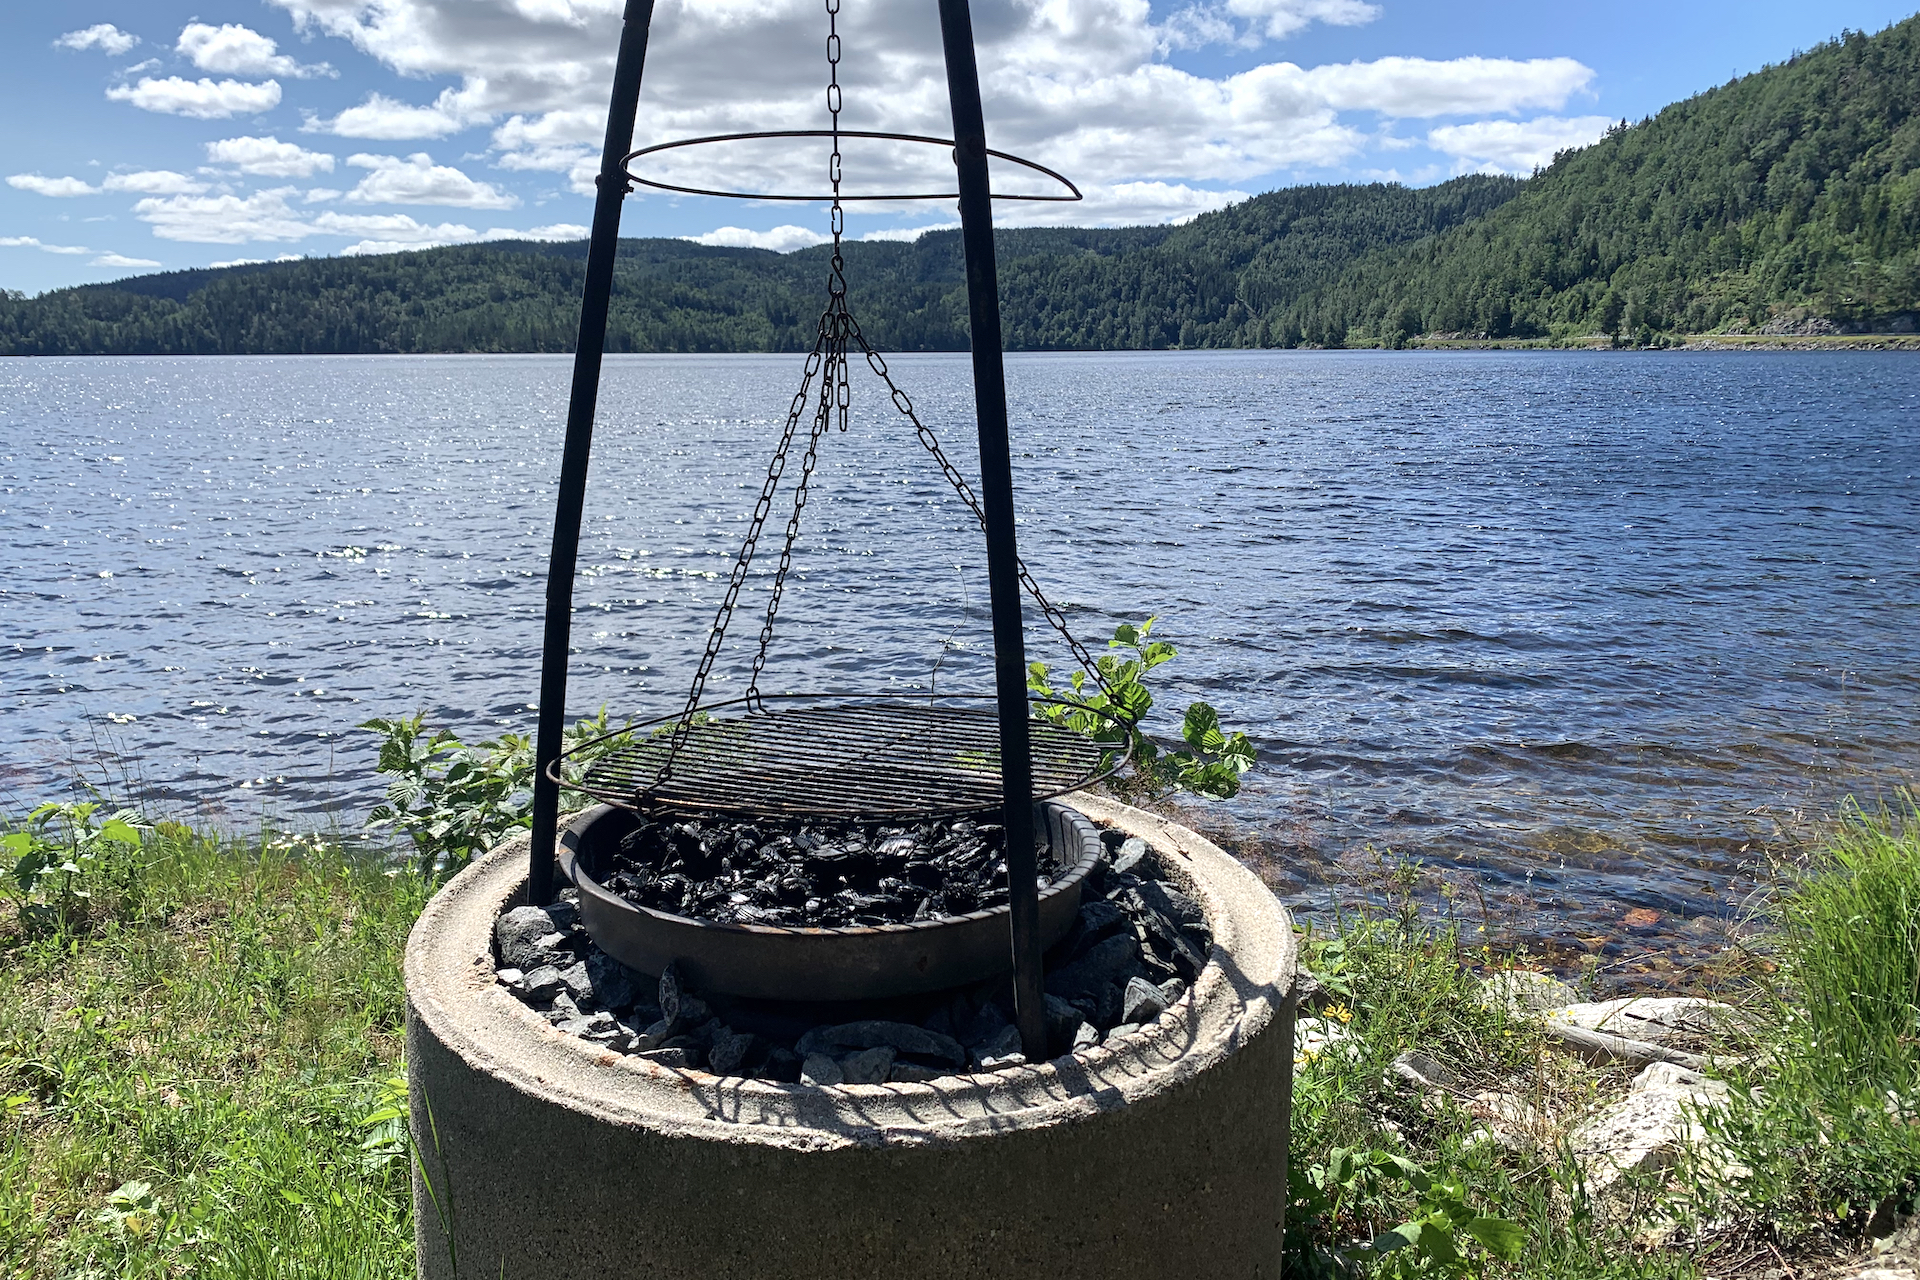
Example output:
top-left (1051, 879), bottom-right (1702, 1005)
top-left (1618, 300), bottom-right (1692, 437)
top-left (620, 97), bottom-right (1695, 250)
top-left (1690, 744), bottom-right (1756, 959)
top-left (4, 350), bottom-right (1916, 977)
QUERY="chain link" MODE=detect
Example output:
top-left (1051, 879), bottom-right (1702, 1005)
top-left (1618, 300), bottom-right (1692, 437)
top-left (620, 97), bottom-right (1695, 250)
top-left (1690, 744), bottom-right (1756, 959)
top-left (843, 311), bottom-right (1112, 697)
top-left (657, 0), bottom-right (1109, 780)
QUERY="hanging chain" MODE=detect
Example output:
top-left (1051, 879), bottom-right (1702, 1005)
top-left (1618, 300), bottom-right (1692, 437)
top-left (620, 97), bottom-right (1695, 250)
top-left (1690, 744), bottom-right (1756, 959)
top-left (843, 311), bottom-right (1112, 697)
top-left (654, 0), bottom-right (1108, 782)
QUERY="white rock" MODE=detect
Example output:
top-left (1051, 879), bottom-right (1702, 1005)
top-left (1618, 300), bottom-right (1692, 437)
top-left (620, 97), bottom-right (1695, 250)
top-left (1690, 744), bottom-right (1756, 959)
top-left (1477, 971), bottom-right (1579, 1014)
top-left (1295, 1017), bottom-right (1357, 1064)
top-left (1545, 997), bottom-right (1739, 1046)
top-left (1567, 1061), bottom-right (1729, 1194)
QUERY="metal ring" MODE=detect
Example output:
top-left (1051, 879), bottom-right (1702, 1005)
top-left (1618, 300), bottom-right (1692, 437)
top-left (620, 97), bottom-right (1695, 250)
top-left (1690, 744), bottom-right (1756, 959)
top-left (620, 129), bottom-right (1083, 203)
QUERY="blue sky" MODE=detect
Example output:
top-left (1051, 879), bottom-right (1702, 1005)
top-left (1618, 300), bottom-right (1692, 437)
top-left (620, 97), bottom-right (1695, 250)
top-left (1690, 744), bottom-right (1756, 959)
top-left (3, 0), bottom-right (1915, 295)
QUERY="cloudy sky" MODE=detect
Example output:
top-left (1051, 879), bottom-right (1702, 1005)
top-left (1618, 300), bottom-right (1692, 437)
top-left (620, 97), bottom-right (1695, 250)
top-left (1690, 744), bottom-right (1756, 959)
top-left (3, 0), bottom-right (1914, 293)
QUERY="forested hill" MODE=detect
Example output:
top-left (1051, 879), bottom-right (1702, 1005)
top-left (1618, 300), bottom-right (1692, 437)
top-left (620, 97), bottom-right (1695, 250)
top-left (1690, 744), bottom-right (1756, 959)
top-left (3, 14), bottom-right (1918, 355)
top-left (1281, 15), bottom-right (1920, 344)
top-left (0, 179), bottom-right (1514, 355)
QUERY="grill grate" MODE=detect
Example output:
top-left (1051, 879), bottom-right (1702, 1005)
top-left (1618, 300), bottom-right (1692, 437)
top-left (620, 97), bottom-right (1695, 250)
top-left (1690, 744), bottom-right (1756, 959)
top-left (567, 701), bottom-right (1108, 821)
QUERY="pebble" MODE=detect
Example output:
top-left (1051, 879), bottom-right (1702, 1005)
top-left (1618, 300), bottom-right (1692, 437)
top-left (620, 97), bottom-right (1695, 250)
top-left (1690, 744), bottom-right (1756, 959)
top-left (801, 1053), bottom-right (844, 1086)
top-left (841, 1046), bottom-right (896, 1084)
top-left (1121, 975), bottom-right (1169, 1025)
top-left (633, 1047), bottom-right (695, 1069)
top-left (494, 905), bottom-right (557, 971)
top-left (795, 1020), bottom-right (967, 1068)
top-left (707, 1030), bottom-right (760, 1077)
top-left (521, 964), bottom-right (565, 1002)
top-left (493, 825), bottom-right (1216, 1085)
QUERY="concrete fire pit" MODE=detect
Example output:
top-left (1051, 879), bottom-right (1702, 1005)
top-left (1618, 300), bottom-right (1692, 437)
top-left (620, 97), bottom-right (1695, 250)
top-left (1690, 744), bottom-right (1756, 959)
top-left (404, 794), bottom-right (1298, 1279)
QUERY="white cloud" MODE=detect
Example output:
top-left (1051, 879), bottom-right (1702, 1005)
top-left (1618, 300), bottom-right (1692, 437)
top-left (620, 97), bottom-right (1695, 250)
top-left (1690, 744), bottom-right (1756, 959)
top-left (102, 170), bottom-right (209, 195)
top-left (178, 22), bottom-right (332, 78)
top-left (1301, 57), bottom-right (1594, 118)
top-left (306, 91), bottom-right (478, 139)
top-left (7, 174), bottom-right (100, 198)
top-left (689, 225), bottom-right (830, 252)
top-left (56, 24), bottom-right (140, 55)
top-left (132, 189), bottom-right (317, 243)
top-left (129, 184), bottom-right (589, 251)
top-left (1222, 0), bottom-right (1378, 41)
top-left (210, 253), bottom-right (306, 267)
top-left (306, 188), bottom-right (345, 202)
top-left (260, 0), bottom-right (1598, 226)
top-left (91, 252), bottom-right (162, 269)
top-left (344, 153), bottom-right (518, 208)
top-left (1427, 115), bottom-right (1613, 174)
top-left (859, 223), bottom-right (958, 242)
top-left (206, 135), bottom-right (337, 177)
top-left (0, 235), bottom-right (92, 255)
top-left (106, 77), bottom-right (283, 119)
top-left (506, 223), bottom-right (589, 241)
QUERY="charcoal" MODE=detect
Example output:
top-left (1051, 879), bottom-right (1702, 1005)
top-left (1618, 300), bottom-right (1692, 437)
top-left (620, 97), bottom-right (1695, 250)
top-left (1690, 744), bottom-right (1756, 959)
top-left (1072, 1021), bottom-right (1102, 1052)
top-left (1107, 1022), bottom-right (1141, 1040)
top-left (494, 967), bottom-right (525, 990)
top-left (1099, 828), bottom-right (1127, 854)
top-left (544, 898), bottom-right (580, 931)
top-left (600, 814), bottom-right (1025, 929)
top-left (1159, 977), bottom-right (1187, 1006)
top-left (1112, 837), bottom-right (1150, 876)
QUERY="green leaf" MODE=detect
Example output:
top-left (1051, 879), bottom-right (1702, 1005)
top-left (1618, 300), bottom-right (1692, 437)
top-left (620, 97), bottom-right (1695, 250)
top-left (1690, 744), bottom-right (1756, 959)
top-left (1464, 1216), bottom-right (1526, 1260)
top-left (1181, 702), bottom-right (1226, 753)
top-left (98, 818), bottom-right (143, 845)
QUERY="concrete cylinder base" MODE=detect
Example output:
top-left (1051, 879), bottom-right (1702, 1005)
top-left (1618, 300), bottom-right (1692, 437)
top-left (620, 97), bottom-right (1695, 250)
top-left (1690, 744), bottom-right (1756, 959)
top-left (405, 795), bottom-right (1297, 1279)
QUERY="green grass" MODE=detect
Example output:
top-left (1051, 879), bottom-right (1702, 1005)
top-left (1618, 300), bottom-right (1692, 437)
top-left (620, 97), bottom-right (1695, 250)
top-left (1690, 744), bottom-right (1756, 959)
top-left (1697, 795), bottom-right (1920, 1241)
top-left (0, 821), bottom-right (425, 1279)
top-left (1284, 903), bottom-right (1703, 1279)
top-left (2, 796), bottom-right (1916, 1277)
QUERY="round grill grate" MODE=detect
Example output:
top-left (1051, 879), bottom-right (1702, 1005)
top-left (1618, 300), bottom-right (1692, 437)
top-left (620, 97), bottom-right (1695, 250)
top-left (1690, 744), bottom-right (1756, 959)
top-left (561, 699), bottom-right (1111, 821)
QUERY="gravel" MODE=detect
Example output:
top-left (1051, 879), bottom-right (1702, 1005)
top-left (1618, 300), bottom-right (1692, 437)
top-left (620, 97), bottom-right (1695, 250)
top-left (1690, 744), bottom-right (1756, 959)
top-left (494, 826), bottom-right (1212, 1086)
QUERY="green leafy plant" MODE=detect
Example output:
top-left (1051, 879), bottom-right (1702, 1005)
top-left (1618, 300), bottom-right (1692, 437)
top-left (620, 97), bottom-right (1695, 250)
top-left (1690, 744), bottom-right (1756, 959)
top-left (1029, 617), bottom-right (1255, 799)
top-left (2, 800), bottom-right (146, 926)
top-left (1291, 1147), bottom-right (1525, 1278)
top-left (361, 708), bottom-right (634, 876)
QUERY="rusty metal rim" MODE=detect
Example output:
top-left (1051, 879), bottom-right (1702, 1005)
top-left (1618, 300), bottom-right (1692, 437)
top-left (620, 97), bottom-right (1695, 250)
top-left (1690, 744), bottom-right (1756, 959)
top-left (557, 799), bottom-right (1101, 941)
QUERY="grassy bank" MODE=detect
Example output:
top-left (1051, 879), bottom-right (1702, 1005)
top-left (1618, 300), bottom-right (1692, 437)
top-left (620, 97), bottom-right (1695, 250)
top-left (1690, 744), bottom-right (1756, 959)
top-left (1, 798), bottom-right (1915, 1277)
top-left (0, 820), bottom-right (423, 1278)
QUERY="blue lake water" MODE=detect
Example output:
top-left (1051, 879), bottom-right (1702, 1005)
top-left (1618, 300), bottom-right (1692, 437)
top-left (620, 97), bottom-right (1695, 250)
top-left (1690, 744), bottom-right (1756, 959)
top-left (3, 350), bottom-right (1917, 974)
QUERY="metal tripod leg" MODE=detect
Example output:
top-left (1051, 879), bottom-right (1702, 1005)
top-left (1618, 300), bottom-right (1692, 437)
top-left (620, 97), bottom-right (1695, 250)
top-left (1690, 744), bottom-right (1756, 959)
top-left (937, 0), bottom-right (1049, 1065)
top-left (530, 0), bottom-right (657, 906)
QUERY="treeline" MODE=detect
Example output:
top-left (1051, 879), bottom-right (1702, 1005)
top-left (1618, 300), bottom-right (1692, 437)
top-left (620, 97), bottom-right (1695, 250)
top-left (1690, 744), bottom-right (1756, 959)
top-left (3, 15), bottom-right (1918, 355)
top-left (0, 183), bottom-right (1510, 356)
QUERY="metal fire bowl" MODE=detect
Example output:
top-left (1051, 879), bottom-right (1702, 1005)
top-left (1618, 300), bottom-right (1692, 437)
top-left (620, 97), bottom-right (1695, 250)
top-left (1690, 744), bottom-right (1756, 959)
top-left (557, 800), bottom-right (1101, 1002)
